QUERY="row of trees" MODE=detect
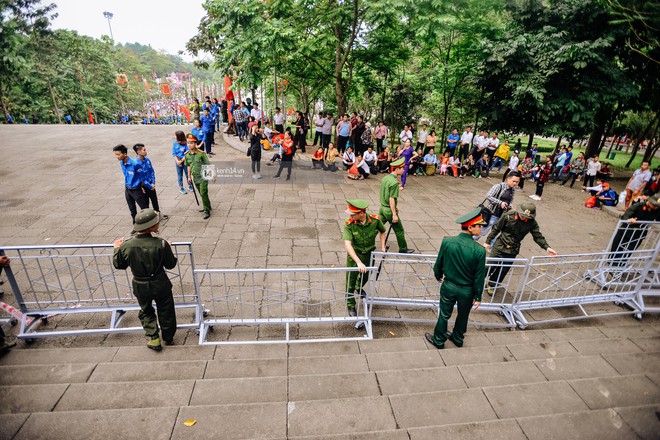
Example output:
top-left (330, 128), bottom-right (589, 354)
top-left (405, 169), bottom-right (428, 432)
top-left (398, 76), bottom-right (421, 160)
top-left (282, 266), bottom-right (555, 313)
top-left (187, 0), bottom-right (659, 164)
top-left (0, 1), bottom-right (217, 124)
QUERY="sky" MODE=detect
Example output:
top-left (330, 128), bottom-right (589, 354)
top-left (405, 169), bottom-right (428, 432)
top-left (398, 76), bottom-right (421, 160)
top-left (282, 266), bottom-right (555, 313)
top-left (50, 0), bottom-right (208, 62)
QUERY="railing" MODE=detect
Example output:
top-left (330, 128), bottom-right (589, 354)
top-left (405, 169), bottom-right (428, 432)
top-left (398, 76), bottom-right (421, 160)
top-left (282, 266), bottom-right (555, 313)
top-left (0, 243), bottom-right (200, 340)
top-left (194, 266), bottom-right (376, 344)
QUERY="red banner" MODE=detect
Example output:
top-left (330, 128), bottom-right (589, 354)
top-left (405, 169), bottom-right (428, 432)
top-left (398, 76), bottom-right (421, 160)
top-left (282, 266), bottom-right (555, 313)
top-left (225, 75), bottom-right (234, 101)
top-left (179, 105), bottom-right (191, 122)
top-left (160, 83), bottom-right (171, 95)
top-left (87, 106), bottom-right (94, 124)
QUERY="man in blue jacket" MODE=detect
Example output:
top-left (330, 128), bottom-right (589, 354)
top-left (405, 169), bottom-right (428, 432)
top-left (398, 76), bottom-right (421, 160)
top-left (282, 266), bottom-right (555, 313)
top-left (113, 144), bottom-right (149, 230)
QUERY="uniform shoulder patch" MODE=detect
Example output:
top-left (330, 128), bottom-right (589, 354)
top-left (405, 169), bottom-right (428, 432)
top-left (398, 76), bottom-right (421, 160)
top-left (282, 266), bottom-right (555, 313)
top-left (369, 214), bottom-right (380, 220)
top-left (345, 219), bottom-right (353, 225)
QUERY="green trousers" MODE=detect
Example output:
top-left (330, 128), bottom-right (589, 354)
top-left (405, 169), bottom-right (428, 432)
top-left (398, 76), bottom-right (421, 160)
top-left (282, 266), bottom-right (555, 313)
top-left (132, 275), bottom-right (177, 342)
top-left (431, 280), bottom-right (474, 347)
top-left (345, 252), bottom-right (371, 309)
top-left (379, 207), bottom-right (408, 252)
top-left (194, 180), bottom-right (211, 213)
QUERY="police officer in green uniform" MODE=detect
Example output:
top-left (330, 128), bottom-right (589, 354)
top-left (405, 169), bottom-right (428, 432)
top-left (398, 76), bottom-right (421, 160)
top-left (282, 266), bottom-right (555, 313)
top-left (484, 203), bottom-right (557, 294)
top-left (379, 157), bottom-right (415, 254)
top-left (343, 199), bottom-right (387, 317)
top-left (185, 133), bottom-right (214, 219)
top-left (425, 209), bottom-right (487, 349)
top-left (113, 208), bottom-right (178, 351)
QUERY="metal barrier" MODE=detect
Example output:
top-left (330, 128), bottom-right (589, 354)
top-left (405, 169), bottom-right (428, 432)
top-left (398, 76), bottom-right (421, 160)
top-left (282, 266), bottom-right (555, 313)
top-left (368, 252), bottom-right (528, 328)
top-left (194, 266), bottom-right (376, 344)
top-left (0, 243), bottom-right (201, 340)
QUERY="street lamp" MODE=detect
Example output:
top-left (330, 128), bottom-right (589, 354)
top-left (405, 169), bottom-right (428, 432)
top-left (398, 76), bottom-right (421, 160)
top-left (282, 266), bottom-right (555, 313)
top-left (103, 11), bottom-right (114, 40)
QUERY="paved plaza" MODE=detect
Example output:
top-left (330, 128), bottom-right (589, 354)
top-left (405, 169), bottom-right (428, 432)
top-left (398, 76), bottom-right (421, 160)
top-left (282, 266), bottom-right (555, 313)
top-left (0, 124), bottom-right (652, 347)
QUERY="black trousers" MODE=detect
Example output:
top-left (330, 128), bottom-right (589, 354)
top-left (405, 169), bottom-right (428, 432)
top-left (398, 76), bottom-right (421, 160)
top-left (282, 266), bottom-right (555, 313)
top-left (337, 135), bottom-right (349, 153)
top-left (125, 187), bottom-right (149, 223)
top-left (313, 131), bottom-right (323, 145)
top-left (275, 124), bottom-right (284, 133)
top-left (146, 187), bottom-right (160, 212)
top-left (275, 160), bottom-right (293, 179)
top-left (322, 134), bottom-right (332, 150)
top-left (487, 250), bottom-right (517, 287)
top-left (535, 182), bottom-right (545, 197)
top-left (376, 138), bottom-right (384, 152)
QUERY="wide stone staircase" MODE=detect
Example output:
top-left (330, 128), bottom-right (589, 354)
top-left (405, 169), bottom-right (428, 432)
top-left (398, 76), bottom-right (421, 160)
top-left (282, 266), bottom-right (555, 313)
top-left (1, 324), bottom-right (659, 440)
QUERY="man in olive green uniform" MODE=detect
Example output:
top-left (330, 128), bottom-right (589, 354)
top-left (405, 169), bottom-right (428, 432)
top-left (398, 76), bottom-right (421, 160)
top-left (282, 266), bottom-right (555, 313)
top-left (113, 208), bottom-right (178, 351)
top-left (185, 133), bottom-right (214, 219)
top-left (485, 203), bottom-right (557, 294)
top-left (379, 157), bottom-right (415, 254)
top-left (343, 199), bottom-right (387, 316)
top-left (425, 209), bottom-right (487, 349)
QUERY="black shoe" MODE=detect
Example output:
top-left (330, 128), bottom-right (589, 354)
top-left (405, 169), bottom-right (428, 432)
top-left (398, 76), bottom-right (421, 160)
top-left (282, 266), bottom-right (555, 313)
top-left (164, 339), bottom-right (174, 346)
top-left (203, 212), bottom-right (210, 219)
top-left (162, 214), bottom-right (170, 220)
top-left (358, 289), bottom-right (367, 299)
top-left (130, 230), bottom-right (136, 235)
top-left (425, 333), bottom-right (444, 349)
top-left (403, 249), bottom-right (415, 254)
top-left (347, 307), bottom-right (357, 317)
top-left (446, 333), bottom-right (462, 347)
top-left (198, 209), bottom-right (205, 212)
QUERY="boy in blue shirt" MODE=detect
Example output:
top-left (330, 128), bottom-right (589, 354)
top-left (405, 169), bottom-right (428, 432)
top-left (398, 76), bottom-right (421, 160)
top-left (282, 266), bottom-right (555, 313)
top-left (113, 144), bottom-right (149, 229)
top-left (172, 130), bottom-right (194, 194)
top-left (200, 107), bottom-right (216, 155)
top-left (133, 144), bottom-right (168, 219)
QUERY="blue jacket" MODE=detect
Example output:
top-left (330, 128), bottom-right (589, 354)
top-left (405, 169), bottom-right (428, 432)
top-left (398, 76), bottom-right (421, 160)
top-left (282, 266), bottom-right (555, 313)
top-left (172, 141), bottom-right (188, 160)
top-left (200, 114), bottom-right (215, 133)
top-left (120, 158), bottom-right (147, 189)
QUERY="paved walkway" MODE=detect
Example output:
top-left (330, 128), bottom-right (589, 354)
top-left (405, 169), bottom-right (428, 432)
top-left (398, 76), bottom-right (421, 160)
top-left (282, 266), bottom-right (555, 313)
top-left (0, 125), bottom-right (651, 347)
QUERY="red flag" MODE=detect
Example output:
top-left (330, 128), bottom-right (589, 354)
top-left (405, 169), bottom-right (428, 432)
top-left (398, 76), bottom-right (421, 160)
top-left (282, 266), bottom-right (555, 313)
top-left (160, 83), bottom-right (171, 95)
top-left (179, 105), bottom-right (191, 122)
top-left (151, 103), bottom-right (159, 118)
top-left (87, 106), bottom-right (94, 124)
top-left (224, 75), bottom-right (234, 101)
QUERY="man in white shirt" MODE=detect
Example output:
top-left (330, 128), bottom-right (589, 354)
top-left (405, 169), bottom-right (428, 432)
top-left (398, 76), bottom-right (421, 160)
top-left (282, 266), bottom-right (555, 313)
top-left (417, 124), bottom-right (428, 150)
top-left (250, 103), bottom-right (263, 124)
top-left (459, 126), bottom-right (473, 161)
top-left (312, 112), bottom-right (324, 146)
top-left (399, 125), bottom-right (412, 145)
top-left (363, 146), bottom-right (377, 173)
top-left (486, 132), bottom-right (499, 163)
top-left (273, 107), bottom-right (285, 133)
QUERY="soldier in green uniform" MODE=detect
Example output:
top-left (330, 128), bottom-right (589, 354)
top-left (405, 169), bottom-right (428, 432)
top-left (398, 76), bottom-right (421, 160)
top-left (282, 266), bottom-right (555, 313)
top-left (113, 208), bottom-right (178, 351)
top-left (610, 194), bottom-right (660, 265)
top-left (484, 203), bottom-right (557, 294)
top-left (343, 199), bottom-right (387, 317)
top-left (185, 133), bottom-right (214, 219)
top-left (425, 209), bottom-right (487, 349)
top-left (379, 158), bottom-right (415, 254)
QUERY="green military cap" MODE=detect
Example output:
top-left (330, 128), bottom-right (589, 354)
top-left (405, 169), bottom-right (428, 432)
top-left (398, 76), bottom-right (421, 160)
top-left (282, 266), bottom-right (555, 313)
top-left (518, 203), bottom-right (536, 219)
top-left (390, 158), bottom-right (405, 169)
top-left (134, 208), bottom-right (161, 232)
top-left (455, 208), bottom-right (488, 227)
top-left (346, 199), bottom-right (369, 214)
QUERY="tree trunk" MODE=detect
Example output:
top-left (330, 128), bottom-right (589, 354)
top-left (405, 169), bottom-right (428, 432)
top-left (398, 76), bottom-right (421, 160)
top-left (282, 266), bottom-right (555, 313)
top-left (335, 73), bottom-right (348, 117)
top-left (555, 136), bottom-right (562, 150)
top-left (627, 113), bottom-right (658, 167)
top-left (380, 72), bottom-right (387, 121)
top-left (642, 119), bottom-right (659, 164)
top-left (568, 138), bottom-right (575, 149)
top-left (527, 133), bottom-right (535, 151)
top-left (585, 108), bottom-right (610, 158)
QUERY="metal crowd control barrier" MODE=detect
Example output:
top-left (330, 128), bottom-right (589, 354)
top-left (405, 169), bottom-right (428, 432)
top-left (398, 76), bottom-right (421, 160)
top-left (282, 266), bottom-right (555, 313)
top-left (603, 220), bottom-right (660, 317)
top-left (368, 252), bottom-right (528, 328)
top-left (194, 266), bottom-right (376, 344)
top-left (0, 243), bottom-right (201, 340)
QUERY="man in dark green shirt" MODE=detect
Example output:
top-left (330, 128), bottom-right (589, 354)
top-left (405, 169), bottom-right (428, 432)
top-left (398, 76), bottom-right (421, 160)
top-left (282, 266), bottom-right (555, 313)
top-left (425, 209), bottom-right (487, 349)
top-left (343, 199), bottom-right (387, 316)
top-left (610, 194), bottom-right (660, 265)
top-left (113, 208), bottom-right (178, 351)
top-left (379, 158), bottom-right (414, 253)
top-left (484, 203), bottom-right (557, 294)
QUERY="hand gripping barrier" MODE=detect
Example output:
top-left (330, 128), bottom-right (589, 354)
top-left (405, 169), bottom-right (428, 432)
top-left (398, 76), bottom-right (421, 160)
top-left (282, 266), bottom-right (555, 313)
top-left (0, 243), bottom-right (201, 340)
top-left (368, 252), bottom-right (528, 328)
top-left (193, 266), bottom-right (376, 344)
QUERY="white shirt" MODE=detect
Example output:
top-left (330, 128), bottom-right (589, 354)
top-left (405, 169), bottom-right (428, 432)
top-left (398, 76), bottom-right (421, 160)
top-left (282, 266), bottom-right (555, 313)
top-left (273, 112), bottom-right (285, 125)
top-left (461, 131), bottom-right (473, 145)
top-left (417, 130), bottom-right (428, 144)
top-left (357, 159), bottom-right (370, 174)
top-left (399, 130), bottom-right (412, 142)
top-left (263, 126), bottom-right (273, 140)
top-left (250, 108), bottom-right (262, 120)
top-left (343, 151), bottom-right (355, 163)
top-left (628, 169), bottom-right (652, 192)
top-left (487, 136), bottom-right (499, 151)
top-left (586, 159), bottom-right (602, 176)
top-left (508, 156), bottom-right (519, 171)
top-left (314, 116), bottom-right (323, 131)
top-left (473, 135), bottom-right (484, 150)
top-left (363, 150), bottom-right (377, 162)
